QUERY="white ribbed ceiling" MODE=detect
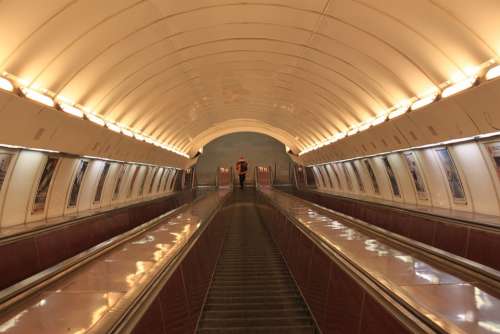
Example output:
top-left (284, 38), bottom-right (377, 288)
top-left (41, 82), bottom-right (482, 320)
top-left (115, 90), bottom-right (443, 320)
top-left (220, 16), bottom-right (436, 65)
top-left (0, 0), bottom-right (499, 155)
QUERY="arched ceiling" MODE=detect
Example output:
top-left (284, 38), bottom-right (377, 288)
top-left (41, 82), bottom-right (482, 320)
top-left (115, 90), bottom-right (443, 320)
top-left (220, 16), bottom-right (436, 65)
top-left (0, 0), bottom-right (499, 156)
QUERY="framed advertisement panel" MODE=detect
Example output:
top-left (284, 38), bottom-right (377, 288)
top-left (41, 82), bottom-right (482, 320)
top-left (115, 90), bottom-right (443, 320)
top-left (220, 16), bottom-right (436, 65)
top-left (94, 162), bottom-right (110, 203)
top-left (156, 168), bottom-right (166, 192)
top-left (112, 164), bottom-right (127, 201)
top-left (382, 156), bottom-right (401, 197)
top-left (486, 141), bottom-right (500, 181)
top-left (32, 157), bottom-right (59, 214)
top-left (350, 161), bottom-right (365, 192)
top-left (0, 152), bottom-right (13, 194)
top-left (363, 159), bottom-right (380, 194)
top-left (67, 160), bottom-right (89, 208)
top-left (127, 165), bottom-right (140, 198)
top-left (341, 163), bottom-right (353, 191)
top-left (402, 152), bottom-right (428, 201)
top-left (436, 148), bottom-right (467, 204)
top-left (329, 163), bottom-right (342, 190)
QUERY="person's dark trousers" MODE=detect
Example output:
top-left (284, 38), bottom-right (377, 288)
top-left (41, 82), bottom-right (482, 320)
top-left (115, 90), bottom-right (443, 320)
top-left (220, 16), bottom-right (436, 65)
top-left (239, 174), bottom-right (246, 189)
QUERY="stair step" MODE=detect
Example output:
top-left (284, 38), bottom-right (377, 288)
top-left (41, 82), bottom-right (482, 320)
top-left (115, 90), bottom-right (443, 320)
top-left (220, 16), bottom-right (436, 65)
top-left (202, 308), bottom-right (308, 319)
top-left (196, 197), bottom-right (317, 333)
top-left (197, 325), bottom-right (316, 334)
top-left (207, 295), bottom-right (304, 304)
top-left (204, 301), bottom-right (307, 311)
top-left (208, 288), bottom-right (299, 297)
top-left (199, 316), bottom-right (313, 328)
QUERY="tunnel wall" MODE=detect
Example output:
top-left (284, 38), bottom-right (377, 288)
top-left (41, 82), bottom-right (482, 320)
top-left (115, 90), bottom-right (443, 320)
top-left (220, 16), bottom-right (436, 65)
top-left (304, 137), bottom-right (500, 217)
top-left (0, 146), bottom-right (184, 229)
top-left (196, 132), bottom-right (292, 186)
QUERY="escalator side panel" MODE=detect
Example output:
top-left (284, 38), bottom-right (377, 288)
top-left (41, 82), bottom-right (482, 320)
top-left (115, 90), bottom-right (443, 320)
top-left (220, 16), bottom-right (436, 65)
top-left (0, 191), bottom-right (196, 290)
top-left (131, 208), bottom-right (227, 334)
top-left (292, 189), bottom-right (500, 272)
top-left (257, 193), bottom-right (413, 334)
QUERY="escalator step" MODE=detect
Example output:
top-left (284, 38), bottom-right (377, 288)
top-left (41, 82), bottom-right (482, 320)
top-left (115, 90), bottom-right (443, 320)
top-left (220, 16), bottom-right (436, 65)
top-left (196, 191), bottom-right (317, 333)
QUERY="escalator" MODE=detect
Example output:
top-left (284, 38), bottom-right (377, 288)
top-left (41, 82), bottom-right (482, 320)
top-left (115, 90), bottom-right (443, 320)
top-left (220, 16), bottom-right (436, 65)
top-left (197, 190), bottom-right (318, 333)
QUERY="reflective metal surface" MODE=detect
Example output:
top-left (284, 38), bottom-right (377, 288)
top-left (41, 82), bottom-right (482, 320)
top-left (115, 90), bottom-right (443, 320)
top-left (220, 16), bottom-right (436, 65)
top-left (261, 188), bottom-right (500, 334)
top-left (0, 190), bottom-right (228, 334)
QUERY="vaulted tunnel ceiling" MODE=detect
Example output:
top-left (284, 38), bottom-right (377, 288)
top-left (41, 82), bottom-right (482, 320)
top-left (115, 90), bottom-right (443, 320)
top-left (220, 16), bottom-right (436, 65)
top-left (0, 0), bottom-right (499, 156)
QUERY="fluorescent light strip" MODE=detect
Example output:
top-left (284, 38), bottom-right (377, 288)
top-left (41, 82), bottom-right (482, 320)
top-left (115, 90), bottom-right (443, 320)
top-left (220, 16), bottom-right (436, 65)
top-left (388, 105), bottom-right (409, 119)
top-left (106, 122), bottom-right (121, 133)
top-left (121, 128), bottom-right (134, 137)
top-left (0, 77), bottom-right (14, 92)
top-left (348, 128), bottom-right (359, 136)
top-left (0, 143), bottom-right (59, 153)
top-left (358, 122), bottom-right (371, 132)
top-left (20, 87), bottom-right (55, 107)
top-left (336, 132), bottom-right (347, 140)
top-left (371, 114), bottom-right (387, 126)
top-left (59, 103), bottom-right (84, 118)
top-left (486, 65), bottom-right (500, 80)
top-left (442, 76), bottom-right (477, 98)
top-left (411, 93), bottom-right (439, 110)
top-left (85, 113), bottom-right (106, 126)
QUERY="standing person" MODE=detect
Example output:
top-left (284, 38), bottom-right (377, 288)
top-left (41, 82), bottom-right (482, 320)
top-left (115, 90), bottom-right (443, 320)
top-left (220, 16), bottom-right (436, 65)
top-left (236, 156), bottom-right (248, 190)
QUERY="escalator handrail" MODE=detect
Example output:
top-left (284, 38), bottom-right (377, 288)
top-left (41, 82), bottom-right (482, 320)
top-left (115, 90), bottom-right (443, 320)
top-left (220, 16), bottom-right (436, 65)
top-left (259, 188), bottom-right (450, 334)
top-left (0, 190), bottom-right (208, 312)
top-left (0, 189), bottom-right (195, 246)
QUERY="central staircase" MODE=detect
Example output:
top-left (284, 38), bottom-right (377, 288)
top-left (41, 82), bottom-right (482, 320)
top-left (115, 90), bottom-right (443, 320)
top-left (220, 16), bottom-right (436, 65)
top-left (196, 191), bottom-right (318, 333)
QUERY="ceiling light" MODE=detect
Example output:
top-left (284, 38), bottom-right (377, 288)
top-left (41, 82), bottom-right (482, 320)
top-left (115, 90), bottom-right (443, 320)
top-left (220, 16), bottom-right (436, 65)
top-left (371, 114), bottom-right (387, 126)
top-left (348, 128), bottom-right (359, 136)
top-left (442, 76), bottom-right (477, 98)
top-left (389, 105), bottom-right (409, 119)
top-left (0, 77), bottom-right (14, 92)
top-left (336, 131), bottom-right (347, 140)
top-left (20, 87), bottom-right (55, 107)
top-left (85, 113), bottom-right (105, 126)
top-left (411, 93), bottom-right (439, 110)
top-left (59, 102), bottom-right (84, 118)
top-left (122, 128), bottom-right (133, 137)
top-left (106, 122), bottom-right (121, 133)
top-left (486, 65), bottom-right (500, 80)
top-left (358, 122), bottom-right (371, 132)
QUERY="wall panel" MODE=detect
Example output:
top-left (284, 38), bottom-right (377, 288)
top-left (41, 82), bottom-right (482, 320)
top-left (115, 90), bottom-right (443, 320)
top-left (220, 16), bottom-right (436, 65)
top-left (1, 151), bottom-right (44, 227)
top-left (45, 158), bottom-right (77, 220)
top-left (452, 143), bottom-right (499, 215)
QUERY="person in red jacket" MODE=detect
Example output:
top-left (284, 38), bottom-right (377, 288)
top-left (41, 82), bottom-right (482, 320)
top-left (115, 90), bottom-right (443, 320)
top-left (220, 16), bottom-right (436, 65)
top-left (235, 156), bottom-right (248, 190)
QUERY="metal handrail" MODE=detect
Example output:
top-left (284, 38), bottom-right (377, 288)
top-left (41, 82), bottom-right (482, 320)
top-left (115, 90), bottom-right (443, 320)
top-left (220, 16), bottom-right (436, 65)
top-left (304, 187), bottom-right (500, 231)
top-left (0, 190), bottom-right (212, 312)
top-left (102, 190), bottom-right (231, 334)
top-left (0, 189), bottom-right (195, 246)
top-left (259, 189), bottom-right (452, 334)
